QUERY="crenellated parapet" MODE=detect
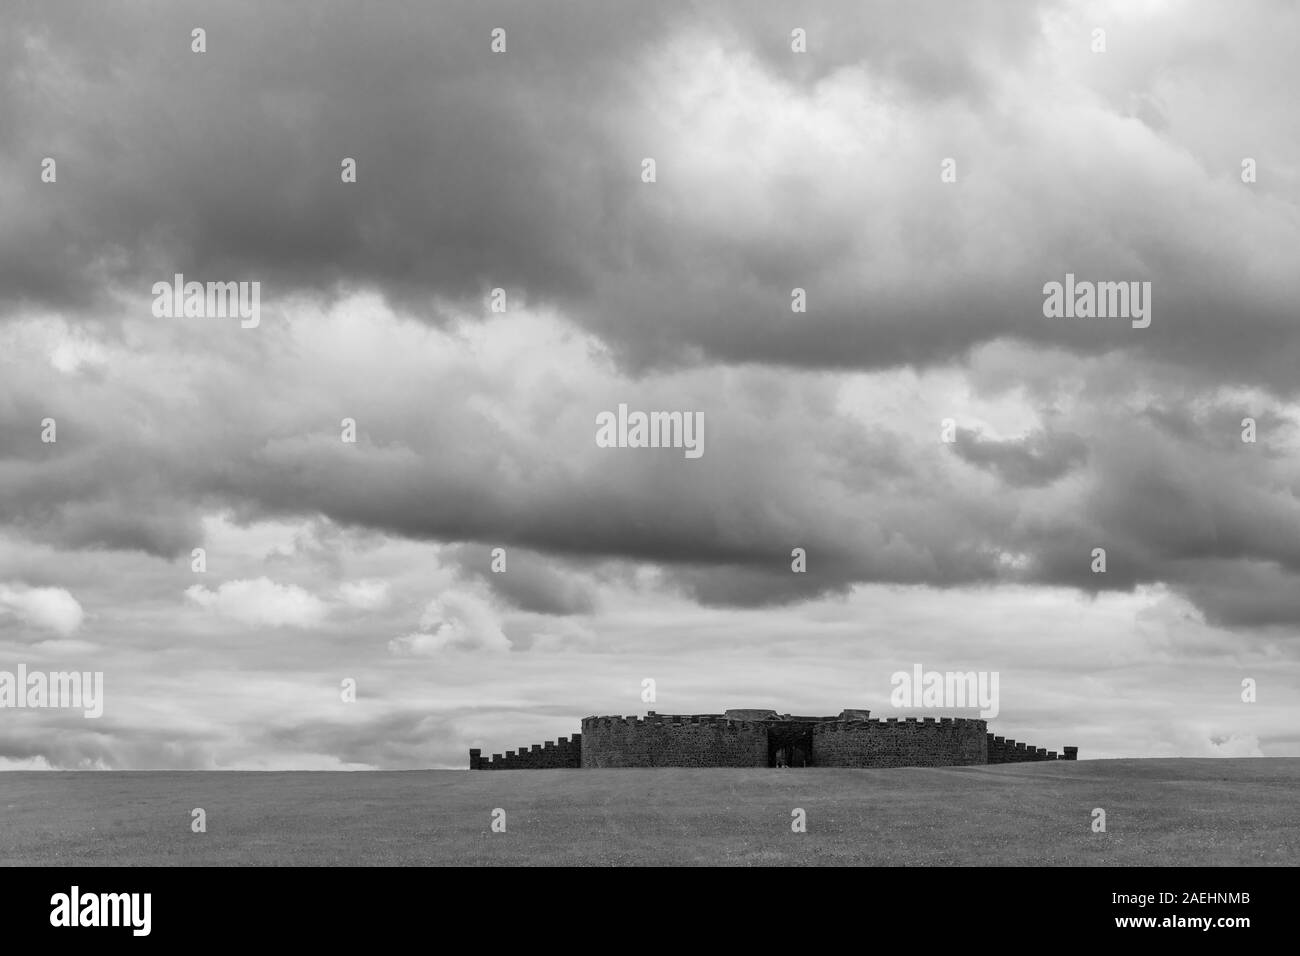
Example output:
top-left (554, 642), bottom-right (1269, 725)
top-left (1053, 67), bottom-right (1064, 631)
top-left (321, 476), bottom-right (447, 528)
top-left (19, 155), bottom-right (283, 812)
top-left (986, 733), bottom-right (1077, 763)
top-left (473, 734), bottom-right (582, 770)
top-left (468, 707), bottom-right (1077, 770)
top-left (579, 714), bottom-right (768, 767)
top-left (811, 717), bottom-right (988, 767)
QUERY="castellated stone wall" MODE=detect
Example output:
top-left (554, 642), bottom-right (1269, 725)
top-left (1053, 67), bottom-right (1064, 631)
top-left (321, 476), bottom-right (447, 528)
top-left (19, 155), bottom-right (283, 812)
top-left (812, 718), bottom-right (988, 767)
top-left (986, 734), bottom-right (1076, 763)
top-left (580, 715), bottom-right (769, 768)
top-left (472, 734), bottom-right (582, 769)
top-left (469, 709), bottom-right (1077, 769)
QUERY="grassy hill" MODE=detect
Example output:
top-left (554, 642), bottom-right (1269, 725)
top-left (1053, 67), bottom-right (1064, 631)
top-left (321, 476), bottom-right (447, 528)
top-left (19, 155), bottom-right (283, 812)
top-left (2, 758), bottom-right (1296, 866)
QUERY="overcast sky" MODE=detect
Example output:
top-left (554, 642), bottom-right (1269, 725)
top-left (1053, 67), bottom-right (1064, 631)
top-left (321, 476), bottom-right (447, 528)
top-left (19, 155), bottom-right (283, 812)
top-left (1, 0), bottom-right (1297, 769)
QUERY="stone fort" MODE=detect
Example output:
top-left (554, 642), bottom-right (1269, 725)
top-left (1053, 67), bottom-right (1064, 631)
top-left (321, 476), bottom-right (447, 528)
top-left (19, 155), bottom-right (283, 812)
top-left (470, 708), bottom-right (1077, 769)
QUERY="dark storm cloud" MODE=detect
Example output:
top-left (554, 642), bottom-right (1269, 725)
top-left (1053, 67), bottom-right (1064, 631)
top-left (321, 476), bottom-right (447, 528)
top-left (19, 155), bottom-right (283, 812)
top-left (0, 0), bottom-right (647, 314)
top-left (442, 544), bottom-right (596, 616)
top-left (950, 427), bottom-right (1089, 487)
top-left (5, 312), bottom-right (1300, 628)
top-left (4, 2), bottom-right (1298, 775)
top-left (1, 0), bottom-right (1025, 318)
top-left (0, 713), bottom-right (214, 770)
top-left (1173, 561), bottom-right (1300, 630)
top-left (255, 703), bottom-right (581, 769)
top-left (2, 0), bottom-right (1299, 642)
top-left (11, 1), bottom-right (1298, 390)
top-left (255, 708), bottom-right (462, 769)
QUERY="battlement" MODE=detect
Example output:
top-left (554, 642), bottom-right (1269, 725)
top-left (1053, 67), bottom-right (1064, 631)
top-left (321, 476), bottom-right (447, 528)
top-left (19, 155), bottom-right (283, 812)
top-left (472, 707), bottom-right (1077, 770)
top-left (581, 714), bottom-right (766, 733)
top-left (581, 712), bottom-right (769, 767)
top-left (812, 716), bottom-right (988, 732)
top-left (473, 733), bottom-right (582, 770)
top-left (986, 733), bottom-right (1077, 764)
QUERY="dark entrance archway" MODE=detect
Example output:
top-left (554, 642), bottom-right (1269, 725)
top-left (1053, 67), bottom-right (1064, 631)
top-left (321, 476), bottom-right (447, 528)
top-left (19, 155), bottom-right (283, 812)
top-left (767, 722), bottom-right (814, 767)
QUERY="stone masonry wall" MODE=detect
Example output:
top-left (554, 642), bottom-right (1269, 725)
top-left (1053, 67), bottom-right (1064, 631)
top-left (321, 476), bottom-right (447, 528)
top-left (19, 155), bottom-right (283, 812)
top-left (811, 718), bottom-right (988, 767)
top-left (468, 712), bottom-right (1077, 768)
top-left (986, 734), bottom-right (1076, 763)
top-left (473, 734), bottom-right (582, 769)
top-left (580, 715), bottom-right (769, 767)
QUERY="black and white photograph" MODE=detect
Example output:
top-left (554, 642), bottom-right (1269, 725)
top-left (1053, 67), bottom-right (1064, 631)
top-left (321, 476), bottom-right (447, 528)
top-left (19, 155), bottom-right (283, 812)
top-left (0, 0), bottom-right (1295, 936)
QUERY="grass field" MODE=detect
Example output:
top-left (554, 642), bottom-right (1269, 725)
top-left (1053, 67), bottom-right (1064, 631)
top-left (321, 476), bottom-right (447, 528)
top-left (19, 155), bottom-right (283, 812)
top-left (1, 758), bottom-right (1296, 866)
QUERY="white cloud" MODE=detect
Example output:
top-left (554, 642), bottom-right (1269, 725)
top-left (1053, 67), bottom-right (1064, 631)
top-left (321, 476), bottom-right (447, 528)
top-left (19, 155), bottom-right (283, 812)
top-left (529, 618), bottom-right (599, 653)
top-left (0, 583), bottom-right (85, 635)
top-left (50, 328), bottom-right (108, 374)
top-left (338, 579), bottom-right (390, 610)
top-left (185, 577), bottom-right (327, 629)
top-left (0, 755), bottom-right (55, 770)
top-left (30, 638), bottom-right (100, 654)
top-left (389, 590), bottom-right (510, 655)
